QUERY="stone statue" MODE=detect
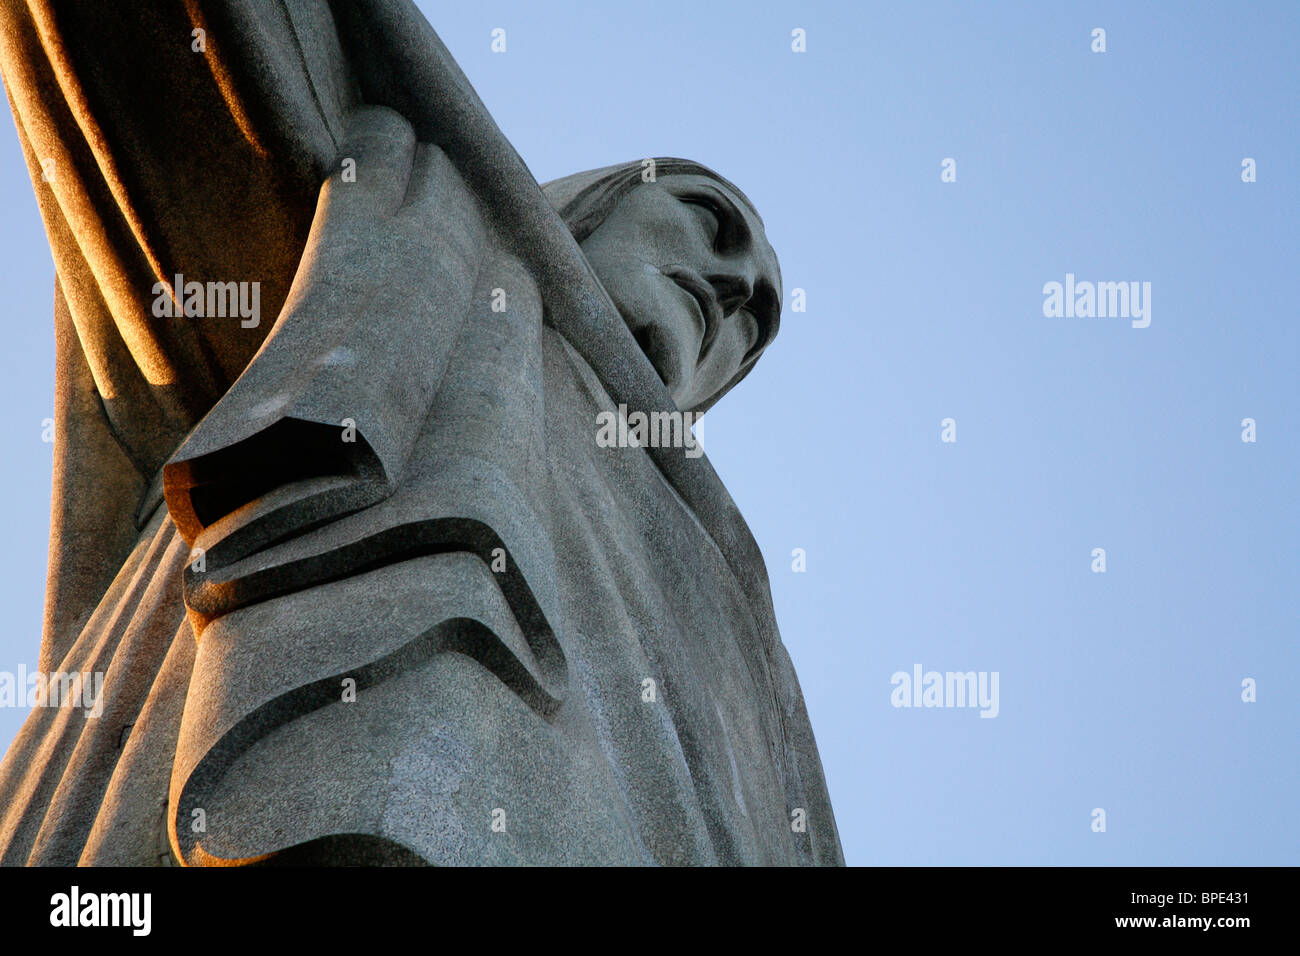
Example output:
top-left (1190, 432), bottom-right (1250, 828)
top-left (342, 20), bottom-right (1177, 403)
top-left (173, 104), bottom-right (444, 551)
top-left (0, 0), bottom-right (843, 866)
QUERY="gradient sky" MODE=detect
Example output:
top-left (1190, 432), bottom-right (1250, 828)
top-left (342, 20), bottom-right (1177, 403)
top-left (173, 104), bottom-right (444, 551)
top-left (0, 0), bottom-right (1295, 865)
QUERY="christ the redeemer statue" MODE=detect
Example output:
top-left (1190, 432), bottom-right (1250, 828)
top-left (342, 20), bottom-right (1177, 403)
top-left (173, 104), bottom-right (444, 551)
top-left (0, 0), bottom-right (843, 866)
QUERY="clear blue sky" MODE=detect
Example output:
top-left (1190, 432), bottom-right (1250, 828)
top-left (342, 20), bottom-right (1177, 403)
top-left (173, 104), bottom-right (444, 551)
top-left (0, 0), bottom-right (1295, 865)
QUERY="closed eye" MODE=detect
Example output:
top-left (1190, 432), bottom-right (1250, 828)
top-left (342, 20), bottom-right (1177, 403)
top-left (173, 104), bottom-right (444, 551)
top-left (672, 184), bottom-right (753, 254)
top-left (679, 196), bottom-right (722, 246)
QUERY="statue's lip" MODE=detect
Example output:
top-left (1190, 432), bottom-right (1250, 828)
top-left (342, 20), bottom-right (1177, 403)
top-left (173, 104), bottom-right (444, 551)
top-left (660, 265), bottom-right (721, 360)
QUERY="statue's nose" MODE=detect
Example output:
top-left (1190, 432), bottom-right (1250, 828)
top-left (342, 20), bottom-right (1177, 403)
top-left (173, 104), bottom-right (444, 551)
top-left (709, 273), bottom-right (752, 317)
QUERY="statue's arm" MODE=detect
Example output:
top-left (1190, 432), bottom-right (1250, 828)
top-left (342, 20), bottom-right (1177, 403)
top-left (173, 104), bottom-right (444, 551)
top-left (0, 1), bottom-right (354, 472)
top-left (162, 105), bottom-right (493, 548)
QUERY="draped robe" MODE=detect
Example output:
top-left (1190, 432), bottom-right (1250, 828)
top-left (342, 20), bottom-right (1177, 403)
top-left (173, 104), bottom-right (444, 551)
top-left (0, 0), bottom-right (843, 866)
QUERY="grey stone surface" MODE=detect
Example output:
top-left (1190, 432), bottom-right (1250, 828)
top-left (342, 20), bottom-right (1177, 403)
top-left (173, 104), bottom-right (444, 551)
top-left (0, 0), bottom-right (843, 865)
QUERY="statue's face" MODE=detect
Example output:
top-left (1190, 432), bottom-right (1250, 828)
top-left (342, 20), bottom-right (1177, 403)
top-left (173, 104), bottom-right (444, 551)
top-left (579, 174), bottom-right (781, 410)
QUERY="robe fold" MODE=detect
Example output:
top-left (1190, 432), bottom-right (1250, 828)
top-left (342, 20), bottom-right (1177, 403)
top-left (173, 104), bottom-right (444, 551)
top-left (0, 0), bottom-right (843, 865)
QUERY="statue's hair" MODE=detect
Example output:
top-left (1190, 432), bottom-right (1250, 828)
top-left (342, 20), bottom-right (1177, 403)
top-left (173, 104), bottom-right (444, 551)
top-left (541, 159), bottom-right (779, 415)
top-left (543, 158), bottom-right (764, 245)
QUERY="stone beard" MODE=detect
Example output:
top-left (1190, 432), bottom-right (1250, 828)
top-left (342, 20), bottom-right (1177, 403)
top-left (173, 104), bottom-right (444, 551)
top-left (0, 0), bottom-right (843, 866)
